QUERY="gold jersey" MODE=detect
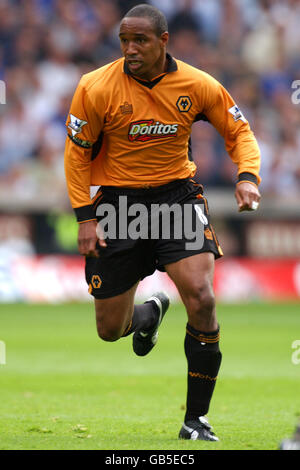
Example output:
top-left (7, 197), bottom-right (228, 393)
top-left (64, 54), bottom-right (260, 221)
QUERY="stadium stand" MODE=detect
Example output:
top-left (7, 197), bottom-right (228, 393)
top-left (0, 0), bottom-right (299, 301)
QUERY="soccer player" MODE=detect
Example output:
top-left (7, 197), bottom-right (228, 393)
top-left (64, 4), bottom-right (261, 441)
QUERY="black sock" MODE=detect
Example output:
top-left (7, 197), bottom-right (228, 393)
top-left (122, 301), bottom-right (158, 337)
top-left (184, 323), bottom-right (222, 422)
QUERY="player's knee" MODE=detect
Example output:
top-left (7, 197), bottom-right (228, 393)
top-left (186, 283), bottom-right (215, 322)
top-left (95, 302), bottom-right (125, 342)
top-left (97, 328), bottom-right (121, 342)
top-left (96, 323), bottom-right (122, 342)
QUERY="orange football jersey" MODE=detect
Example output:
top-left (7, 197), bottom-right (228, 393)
top-left (64, 54), bottom-right (260, 221)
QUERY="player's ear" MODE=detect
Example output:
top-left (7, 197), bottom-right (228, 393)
top-left (160, 31), bottom-right (169, 46)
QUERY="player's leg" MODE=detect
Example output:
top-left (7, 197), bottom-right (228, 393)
top-left (165, 252), bottom-right (221, 441)
top-left (95, 282), bottom-right (169, 345)
top-left (166, 252), bottom-right (217, 331)
top-left (94, 281), bottom-right (139, 341)
top-left (132, 291), bottom-right (170, 356)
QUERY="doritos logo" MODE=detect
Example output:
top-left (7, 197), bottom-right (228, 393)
top-left (128, 120), bottom-right (178, 142)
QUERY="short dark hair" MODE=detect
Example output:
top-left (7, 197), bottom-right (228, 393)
top-left (123, 4), bottom-right (168, 37)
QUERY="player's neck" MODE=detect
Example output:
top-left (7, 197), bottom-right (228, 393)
top-left (137, 53), bottom-right (168, 82)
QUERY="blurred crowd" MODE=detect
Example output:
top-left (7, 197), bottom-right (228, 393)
top-left (1, 0), bottom-right (300, 208)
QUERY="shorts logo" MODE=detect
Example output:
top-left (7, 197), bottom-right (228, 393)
top-left (128, 119), bottom-right (178, 142)
top-left (91, 275), bottom-right (102, 289)
top-left (204, 228), bottom-right (213, 240)
top-left (176, 96), bottom-right (192, 113)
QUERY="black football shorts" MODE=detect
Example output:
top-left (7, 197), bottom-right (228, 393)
top-left (85, 178), bottom-right (223, 299)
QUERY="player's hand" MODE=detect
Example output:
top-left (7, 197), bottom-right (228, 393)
top-left (235, 181), bottom-right (261, 212)
top-left (78, 220), bottom-right (107, 257)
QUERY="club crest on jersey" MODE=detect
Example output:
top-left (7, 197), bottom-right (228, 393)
top-left (128, 119), bottom-right (178, 142)
top-left (68, 114), bottom-right (88, 136)
top-left (228, 105), bottom-right (247, 123)
top-left (176, 96), bottom-right (192, 113)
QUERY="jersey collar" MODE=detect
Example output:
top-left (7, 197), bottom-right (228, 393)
top-left (123, 53), bottom-right (177, 89)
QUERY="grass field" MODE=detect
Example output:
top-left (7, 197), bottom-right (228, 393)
top-left (0, 301), bottom-right (299, 450)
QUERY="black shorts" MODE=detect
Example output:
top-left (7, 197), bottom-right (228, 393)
top-left (85, 178), bottom-right (223, 299)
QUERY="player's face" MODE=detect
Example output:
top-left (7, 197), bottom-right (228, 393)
top-left (119, 17), bottom-right (168, 81)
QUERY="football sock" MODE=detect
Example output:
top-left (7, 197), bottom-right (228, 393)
top-left (121, 301), bottom-right (158, 337)
top-left (184, 323), bottom-right (222, 422)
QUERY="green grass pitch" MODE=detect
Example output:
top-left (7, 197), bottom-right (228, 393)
top-left (0, 301), bottom-right (299, 450)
